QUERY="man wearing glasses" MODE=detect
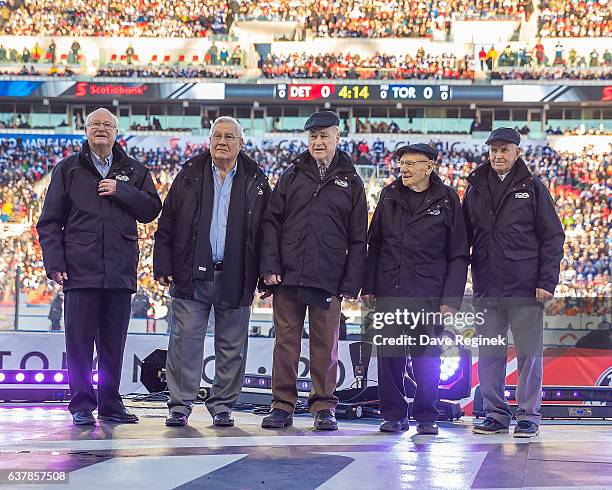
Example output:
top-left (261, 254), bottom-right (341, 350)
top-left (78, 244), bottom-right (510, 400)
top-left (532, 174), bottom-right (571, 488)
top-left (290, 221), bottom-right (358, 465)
top-left (154, 116), bottom-right (271, 427)
top-left (37, 108), bottom-right (162, 426)
top-left (362, 143), bottom-right (469, 435)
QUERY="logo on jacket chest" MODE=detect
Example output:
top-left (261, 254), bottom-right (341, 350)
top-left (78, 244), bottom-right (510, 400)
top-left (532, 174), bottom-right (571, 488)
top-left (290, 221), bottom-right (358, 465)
top-left (334, 178), bottom-right (348, 188)
top-left (115, 174), bottom-right (130, 182)
top-left (427, 208), bottom-right (441, 216)
top-left (514, 192), bottom-right (529, 199)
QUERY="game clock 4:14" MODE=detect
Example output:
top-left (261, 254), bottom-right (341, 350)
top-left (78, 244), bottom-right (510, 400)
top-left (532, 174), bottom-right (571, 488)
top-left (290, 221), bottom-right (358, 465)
top-left (337, 85), bottom-right (370, 100)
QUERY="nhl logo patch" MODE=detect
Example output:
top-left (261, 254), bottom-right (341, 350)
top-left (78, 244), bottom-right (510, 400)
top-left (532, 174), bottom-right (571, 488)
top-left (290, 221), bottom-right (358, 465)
top-left (427, 209), bottom-right (441, 215)
top-left (514, 192), bottom-right (529, 199)
top-left (115, 175), bottom-right (129, 182)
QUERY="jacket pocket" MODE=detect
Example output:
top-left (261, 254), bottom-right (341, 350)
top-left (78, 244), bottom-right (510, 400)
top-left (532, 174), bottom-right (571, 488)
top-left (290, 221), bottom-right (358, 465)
top-left (65, 231), bottom-right (97, 245)
top-left (281, 231), bottom-right (302, 244)
top-left (322, 233), bottom-right (347, 250)
top-left (503, 249), bottom-right (539, 260)
top-left (416, 263), bottom-right (448, 277)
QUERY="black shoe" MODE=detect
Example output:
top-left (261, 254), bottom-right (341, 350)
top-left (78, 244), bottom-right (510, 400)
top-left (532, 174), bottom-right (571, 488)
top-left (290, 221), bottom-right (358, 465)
top-left (472, 417), bottom-right (509, 434)
top-left (416, 422), bottom-right (439, 435)
top-left (314, 409), bottom-right (338, 431)
top-left (261, 408), bottom-right (293, 429)
top-left (98, 407), bottom-right (139, 424)
top-left (513, 420), bottom-right (539, 438)
top-left (213, 412), bottom-right (234, 427)
top-left (72, 410), bottom-right (96, 426)
top-left (379, 418), bottom-right (410, 433)
top-left (165, 412), bottom-right (188, 427)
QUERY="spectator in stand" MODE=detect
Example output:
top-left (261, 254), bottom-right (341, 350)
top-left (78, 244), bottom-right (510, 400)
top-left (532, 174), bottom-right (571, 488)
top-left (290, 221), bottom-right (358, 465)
top-left (261, 51), bottom-right (473, 80)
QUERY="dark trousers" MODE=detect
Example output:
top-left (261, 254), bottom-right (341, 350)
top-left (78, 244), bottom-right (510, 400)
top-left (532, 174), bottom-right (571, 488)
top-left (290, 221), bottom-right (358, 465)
top-left (377, 316), bottom-right (442, 423)
top-left (64, 288), bottom-right (131, 414)
top-left (271, 287), bottom-right (341, 414)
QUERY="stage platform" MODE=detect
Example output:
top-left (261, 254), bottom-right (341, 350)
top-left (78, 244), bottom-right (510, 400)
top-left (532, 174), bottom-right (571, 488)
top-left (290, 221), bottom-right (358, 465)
top-left (0, 404), bottom-right (611, 489)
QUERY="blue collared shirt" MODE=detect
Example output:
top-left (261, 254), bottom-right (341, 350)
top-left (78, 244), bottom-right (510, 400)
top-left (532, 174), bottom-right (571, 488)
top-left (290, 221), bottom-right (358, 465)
top-left (210, 161), bottom-right (237, 263)
top-left (91, 150), bottom-right (113, 178)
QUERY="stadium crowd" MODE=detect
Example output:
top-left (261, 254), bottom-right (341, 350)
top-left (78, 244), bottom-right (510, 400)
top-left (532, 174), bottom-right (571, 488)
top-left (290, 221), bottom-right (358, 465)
top-left (0, 137), bottom-right (608, 318)
top-left (260, 51), bottom-right (473, 80)
top-left (538, 0), bottom-right (610, 37)
top-left (95, 66), bottom-right (240, 79)
top-left (0, 0), bottom-right (543, 38)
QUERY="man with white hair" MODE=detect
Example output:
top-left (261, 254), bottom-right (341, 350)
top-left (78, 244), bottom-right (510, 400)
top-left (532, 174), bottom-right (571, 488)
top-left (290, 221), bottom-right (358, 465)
top-left (154, 116), bottom-right (271, 427)
top-left (260, 111), bottom-right (368, 430)
top-left (37, 107), bottom-right (162, 426)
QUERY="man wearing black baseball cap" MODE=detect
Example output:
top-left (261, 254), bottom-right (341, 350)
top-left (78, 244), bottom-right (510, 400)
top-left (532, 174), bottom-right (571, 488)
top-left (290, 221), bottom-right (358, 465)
top-left (464, 128), bottom-right (564, 437)
top-left (362, 142), bottom-right (468, 435)
top-left (260, 111), bottom-right (368, 430)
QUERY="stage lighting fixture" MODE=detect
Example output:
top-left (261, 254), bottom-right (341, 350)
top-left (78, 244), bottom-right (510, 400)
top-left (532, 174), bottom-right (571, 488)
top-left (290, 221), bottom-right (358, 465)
top-left (92, 373), bottom-right (99, 384)
top-left (34, 373), bottom-right (45, 383)
top-left (0, 373), bottom-right (5, 382)
top-left (15, 373), bottom-right (25, 382)
top-left (140, 349), bottom-right (168, 393)
top-left (54, 373), bottom-right (64, 383)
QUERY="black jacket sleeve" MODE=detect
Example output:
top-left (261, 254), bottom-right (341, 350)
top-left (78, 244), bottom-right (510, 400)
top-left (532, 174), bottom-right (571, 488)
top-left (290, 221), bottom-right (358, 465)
top-left (339, 178), bottom-right (368, 298)
top-left (442, 189), bottom-right (469, 310)
top-left (259, 169), bottom-right (290, 277)
top-left (255, 178), bottom-right (273, 292)
top-left (462, 186), bottom-right (475, 253)
top-left (113, 167), bottom-right (162, 223)
top-left (534, 179), bottom-right (565, 294)
top-left (36, 163), bottom-right (69, 278)
top-left (362, 186), bottom-right (387, 295)
top-left (153, 172), bottom-right (180, 279)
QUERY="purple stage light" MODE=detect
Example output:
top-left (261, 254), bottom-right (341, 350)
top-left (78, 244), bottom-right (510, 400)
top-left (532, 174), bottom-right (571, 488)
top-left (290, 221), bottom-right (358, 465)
top-left (572, 391), bottom-right (579, 398)
top-left (556, 391), bottom-right (562, 398)
top-left (34, 373), bottom-right (45, 383)
top-left (15, 373), bottom-right (25, 382)
top-left (0, 372), bottom-right (5, 382)
top-left (54, 372), bottom-right (65, 383)
top-left (92, 373), bottom-right (99, 383)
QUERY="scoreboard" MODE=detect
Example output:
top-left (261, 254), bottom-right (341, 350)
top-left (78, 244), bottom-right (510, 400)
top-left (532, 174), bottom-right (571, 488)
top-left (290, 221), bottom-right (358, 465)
top-left (275, 83), bottom-right (451, 102)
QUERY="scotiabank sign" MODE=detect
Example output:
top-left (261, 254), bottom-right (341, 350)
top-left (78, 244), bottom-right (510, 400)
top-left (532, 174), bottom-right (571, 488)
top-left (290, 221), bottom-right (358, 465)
top-left (75, 82), bottom-right (150, 97)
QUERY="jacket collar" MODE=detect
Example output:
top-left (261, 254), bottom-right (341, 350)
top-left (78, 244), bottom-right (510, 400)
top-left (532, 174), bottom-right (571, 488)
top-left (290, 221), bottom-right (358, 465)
top-left (293, 149), bottom-right (357, 181)
top-left (80, 140), bottom-right (132, 176)
top-left (467, 158), bottom-right (533, 189)
top-left (388, 171), bottom-right (447, 203)
top-left (183, 149), bottom-right (264, 181)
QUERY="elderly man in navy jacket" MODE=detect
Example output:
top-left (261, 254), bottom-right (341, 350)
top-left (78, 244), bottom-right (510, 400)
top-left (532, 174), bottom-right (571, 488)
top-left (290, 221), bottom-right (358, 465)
top-left (37, 108), bottom-right (162, 426)
top-left (464, 128), bottom-right (564, 438)
top-left (260, 111), bottom-right (368, 431)
top-left (362, 143), bottom-right (469, 435)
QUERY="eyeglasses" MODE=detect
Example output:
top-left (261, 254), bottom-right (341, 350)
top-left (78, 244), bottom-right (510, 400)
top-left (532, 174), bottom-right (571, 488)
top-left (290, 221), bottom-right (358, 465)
top-left (211, 133), bottom-right (238, 142)
top-left (87, 121), bottom-right (116, 130)
top-left (395, 160), bottom-right (431, 169)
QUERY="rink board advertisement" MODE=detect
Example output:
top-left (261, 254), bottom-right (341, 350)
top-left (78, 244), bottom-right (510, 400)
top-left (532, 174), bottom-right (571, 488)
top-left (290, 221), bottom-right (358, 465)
top-left (1, 332), bottom-right (610, 414)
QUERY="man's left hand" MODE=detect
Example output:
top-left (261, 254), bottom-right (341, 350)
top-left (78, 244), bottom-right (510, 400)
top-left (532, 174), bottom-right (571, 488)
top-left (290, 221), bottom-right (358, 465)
top-left (535, 288), bottom-right (553, 303)
top-left (99, 179), bottom-right (117, 196)
top-left (440, 304), bottom-right (457, 316)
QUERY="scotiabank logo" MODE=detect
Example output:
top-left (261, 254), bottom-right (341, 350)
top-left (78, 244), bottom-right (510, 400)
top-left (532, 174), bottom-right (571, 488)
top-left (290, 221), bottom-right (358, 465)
top-left (75, 82), bottom-right (149, 97)
top-left (602, 86), bottom-right (612, 102)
